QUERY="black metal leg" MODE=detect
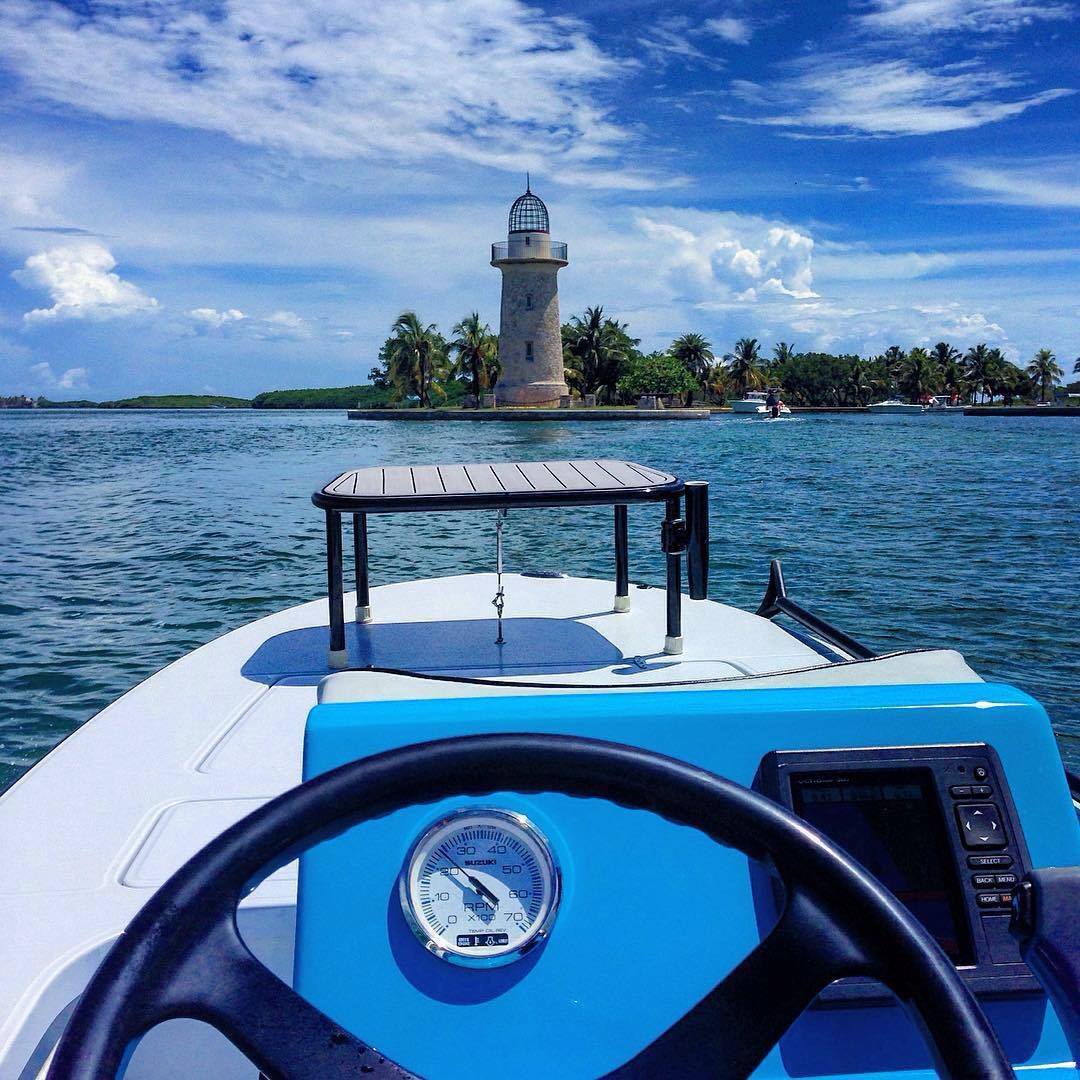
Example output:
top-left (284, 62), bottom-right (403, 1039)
top-left (685, 481), bottom-right (709, 601)
top-left (664, 495), bottom-right (683, 654)
top-left (614, 505), bottom-right (629, 612)
top-left (353, 512), bottom-right (370, 622)
top-left (325, 510), bottom-right (346, 668)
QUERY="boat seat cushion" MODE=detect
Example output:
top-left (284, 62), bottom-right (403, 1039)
top-left (316, 649), bottom-right (982, 704)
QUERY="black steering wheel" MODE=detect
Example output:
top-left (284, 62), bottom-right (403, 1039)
top-left (49, 734), bottom-right (1012, 1079)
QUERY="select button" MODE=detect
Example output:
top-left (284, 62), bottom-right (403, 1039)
top-left (968, 854), bottom-right (1012, 869)
top-left (956, 803), bottom-right (1007, 849)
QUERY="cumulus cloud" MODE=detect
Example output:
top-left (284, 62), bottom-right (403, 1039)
top-left (189, 307), bottom-right (246, 328)
top-left (856, 0), bottom-right (1073, 34)
top-left (30, 361), bottom-right (90, 391)
top-left (185, 306), bottom-right (308, 339)
top-left (0, 0), bottom-right (670, 188)
top-left (722, 59), bottom-right (1073, 137)
top-left (13, 243), bottom-right (159, 324)
top-left (941, 156), bottom-right (1080, 207)
top-left (633, 210), bottom-right (816, 303)
top-left (705, 16), bottom-right (754, 44)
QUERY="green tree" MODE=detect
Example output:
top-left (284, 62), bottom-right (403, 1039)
top-left (882, 345), bottom-right (906, 395)
top-left (382, 311), bottom-right (448, 407)
top-left (1026, 348), bottom-right (1063, 403)
top-left (563, 306), bottom-right (638, 404)
top-left (845, 356), bottom-right (874, 406)
top-left (931, 342), bottom-right (964, 401)
top-left (899, 347), bottom-right (942, 403)
top-left (964, 343), bottom-right (996, 404)
top-left (449, 313), bottom-right (499, 405)
top-left (617, 352), bottom-right (697, 402)
top-left (670, 332), bottom-right (715, 405)
top-left (723, 337), bottom-right (763, 396)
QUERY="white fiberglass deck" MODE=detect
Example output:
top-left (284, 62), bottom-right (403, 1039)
top-left (0, 574), bottom-right (979, 1077)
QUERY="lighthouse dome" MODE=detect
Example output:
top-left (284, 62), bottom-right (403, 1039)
top-left (508, 186), bottom-right (549, 234)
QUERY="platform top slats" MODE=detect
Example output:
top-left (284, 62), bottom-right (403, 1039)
top-left (314, 459), bottom-right (681, 513)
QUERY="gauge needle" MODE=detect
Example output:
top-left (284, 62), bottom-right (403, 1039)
top-left (442, 851), bottom-right (500, 909)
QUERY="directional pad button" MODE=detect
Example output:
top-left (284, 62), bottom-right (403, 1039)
top-left (956, 803), bottom-right (1007, 849)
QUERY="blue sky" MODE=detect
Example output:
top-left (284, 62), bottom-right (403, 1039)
top-left (0, 0), bottom-right (1076, 399)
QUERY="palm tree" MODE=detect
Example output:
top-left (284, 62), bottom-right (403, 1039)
top-left (931, 342), bottom-right (964, 402)
top-left (899, 347), bottom-right (942, 403)
top-left (964, 343), bottom-right (995, 404)
top-left (723, 337), bottom-right (763, 396)
top-left (449, 313), bottom-right (498, 405)
top-left (845, 356), bottom-right (873, 406)
top-left (383, 311), bottom-right (448, 407)
top-left (1074, 357), bottom-right (1080, 376)
top-left (881, 345), bottom-right (905, 395)
top-left (563, 306), bottom-right (636, 404)
top-left (670, 332), bottom-right (714, 405)
top-left (1026, 348), bottom-right (1063, 403)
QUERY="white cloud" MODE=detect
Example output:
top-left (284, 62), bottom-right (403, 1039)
top-left (30, 361), bottom-right (90, 391)
top-left (189, 307), bottom-right (246, 328)
top-left (13, 243), bottom-right (159, 323)
top-left (0, 0), bottom-right (668, 188)
top-left (723, 59), bottom-right (1073, 136)
top-left (705, 16), bottom-right (754, 44)
top-left (185, 306), bottom-right (308, 340)
top-left (0, 148), bottom-right (72, 221)
top-left (857, 0), bottom-right (1073, 34)
top-left (941, 156), bottom-right (1080, 207)
top-left (629, 209), bottom-right (817, 303)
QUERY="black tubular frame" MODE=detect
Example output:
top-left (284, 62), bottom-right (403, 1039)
top-left (312, 469), bottom-right (708, 666)
top-left (756, 559), bottom-right (875, 661)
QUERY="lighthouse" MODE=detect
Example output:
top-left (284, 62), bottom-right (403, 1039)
top-left (490, 179), bottom-right (569, 405)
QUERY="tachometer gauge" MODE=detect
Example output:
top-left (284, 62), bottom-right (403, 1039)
top-left (399, 807), bottom-right (560, 967)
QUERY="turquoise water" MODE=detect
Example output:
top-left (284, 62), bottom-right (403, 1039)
top-left (0, 408), bottom-right (1076, 789)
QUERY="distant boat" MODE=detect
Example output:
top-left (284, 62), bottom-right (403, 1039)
top-left (928, 395), bottom-right (964, 412)
top-left (731, 390), bottom-right (791, 415)
top-left (867, 399), bottom-right (926, 414)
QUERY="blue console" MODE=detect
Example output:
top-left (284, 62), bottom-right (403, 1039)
top-left (296, 683), bottom-right (1080, 1078)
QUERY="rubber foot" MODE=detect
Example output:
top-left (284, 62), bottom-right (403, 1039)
top-left (664, 635), bottom-right (684, 655)
top-left (328, 648), bottom-right (349, 670)
top-left (614, 594), bottom-right (631, 613)
top-left (355, 605), bottom-right (372, 623)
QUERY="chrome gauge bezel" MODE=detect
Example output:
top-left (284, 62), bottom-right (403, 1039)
top-left (399, 807), bottom-right (561, 968)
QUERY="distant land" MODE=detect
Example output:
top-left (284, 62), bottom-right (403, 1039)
top-left (7, 382), bottom-right (471, 410)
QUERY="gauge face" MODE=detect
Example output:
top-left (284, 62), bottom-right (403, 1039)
top-left (400, 808), bottom-right (560, 967)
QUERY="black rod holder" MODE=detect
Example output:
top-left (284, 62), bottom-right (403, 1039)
top-left (325, 510), bottom-right (347, 668)
top-left (353, 512), bottom-right (370, 622)
top-left (684, 481), bottom-right (709, 601)
top-left (756, 559), bottom-right (875, 660)
top-left (663, 495), bottom-right (683, 654)
top-left (614, 505), bottom-right (629, 612)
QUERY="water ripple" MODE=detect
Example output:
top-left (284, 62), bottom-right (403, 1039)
top-left (1, 408), bottom-right (1077, 789)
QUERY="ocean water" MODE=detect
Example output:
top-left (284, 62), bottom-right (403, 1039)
top-left (0, 408), bottom-right (1076, 789)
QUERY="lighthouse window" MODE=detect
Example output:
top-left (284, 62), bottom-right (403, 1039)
top-left (525, 294), bottom-right (533, 310)
top-left (526, 342), bottom-right (534, 362)
top-left (525, 235), bottom-right (531, 246)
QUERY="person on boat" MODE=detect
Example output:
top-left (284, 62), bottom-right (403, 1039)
top-left (766, 388), bottom-right (781, 418)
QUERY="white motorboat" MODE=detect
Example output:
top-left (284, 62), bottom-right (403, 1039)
top-left (867, 399), bottom-right (927, 414)
top-left (731, 390), bottom-right (791, 415)
top-left (2, 457), bottom-right (1078, 1080)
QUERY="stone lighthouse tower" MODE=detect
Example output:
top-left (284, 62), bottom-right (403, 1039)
top-left (490, 179), bottom-right (569, 405)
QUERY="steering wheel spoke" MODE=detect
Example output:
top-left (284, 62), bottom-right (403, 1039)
top-left (608, 887), bottom-right (872, 1078)
top-left (164, 918), bottom-right (416, 1080)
